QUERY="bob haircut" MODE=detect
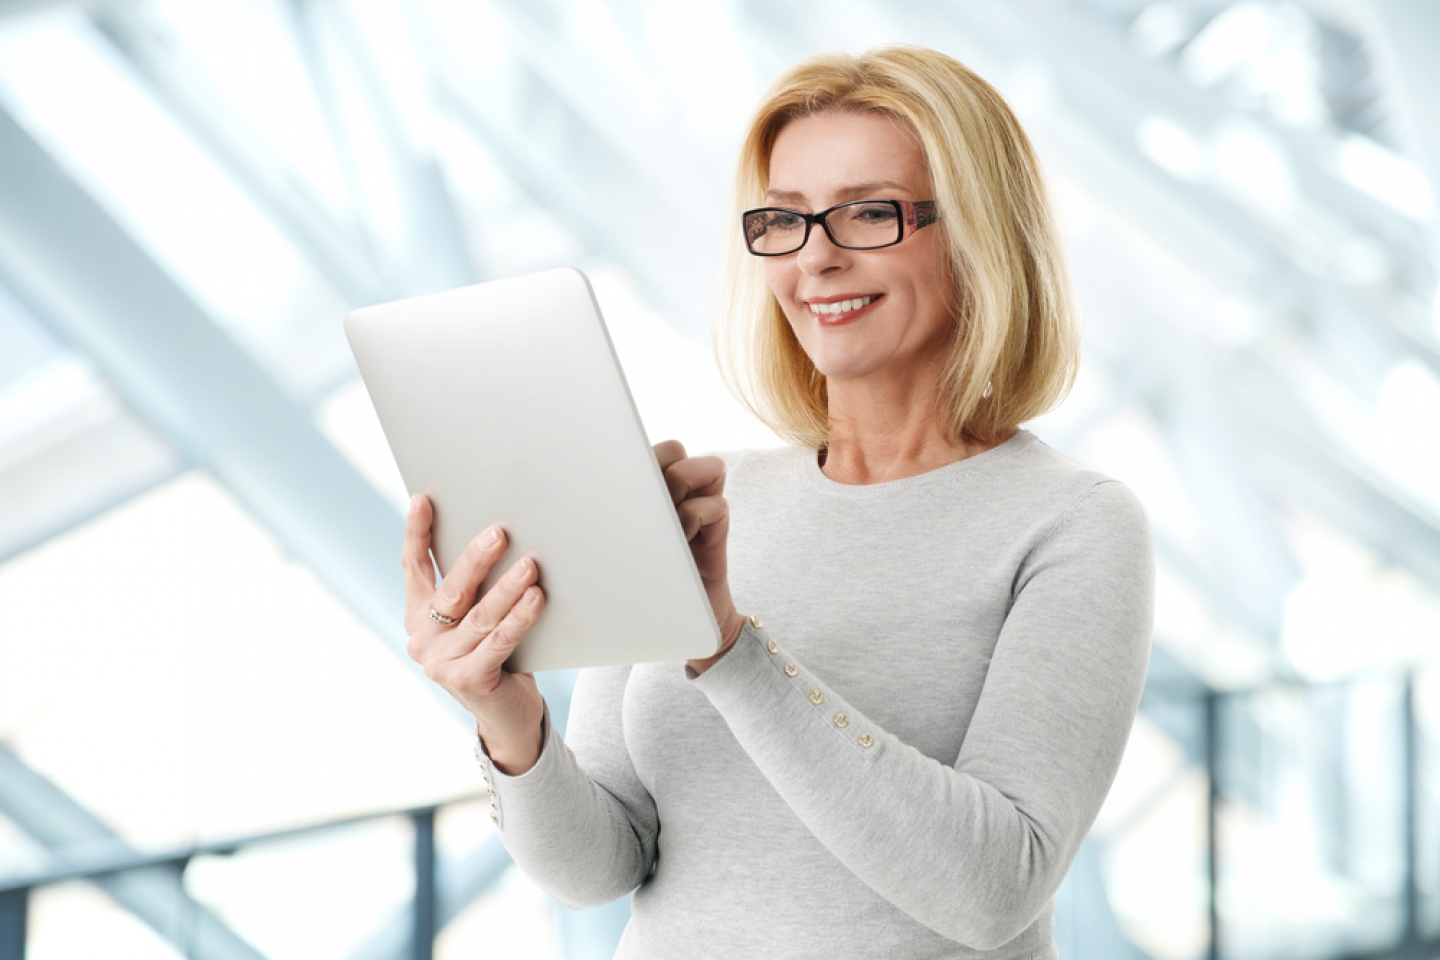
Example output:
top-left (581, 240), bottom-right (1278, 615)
top-left (714, 45), bottom-right (1081, 448)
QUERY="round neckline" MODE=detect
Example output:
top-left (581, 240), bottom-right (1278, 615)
top-left (799, 429), bottom-right (1036, 497)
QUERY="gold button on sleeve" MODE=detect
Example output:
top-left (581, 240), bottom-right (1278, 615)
top-left (833, 712), bottom-right (849, 728)
top-left (783, 662), bottom-right (798, 677)
top-left (808, 689), bottom-right (824, 705)
top-left (766, 639), bottom-right (779, 655)
top-left (749, 614), bottom-right (763, 629)
top-left (857, 733), bottom-right (874, 748)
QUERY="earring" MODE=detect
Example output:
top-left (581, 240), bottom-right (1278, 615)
top-left (982, 381), bottom-right (993, 398)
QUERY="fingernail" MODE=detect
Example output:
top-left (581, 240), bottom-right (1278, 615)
top-left (408, 495), bottom-right (420, 513)
top-left (525, 586), bottom-right (540, 604)
top-left (510, 558), bottom-right (530, 581)
top-left (482, 526), bottom-right (500, 546)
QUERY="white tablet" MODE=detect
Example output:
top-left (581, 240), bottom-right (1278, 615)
top-left (344, 267), bottom-right (721, 672)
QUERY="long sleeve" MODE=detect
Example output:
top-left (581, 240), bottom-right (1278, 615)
top-left (483, 665), bottom-right (659, 909)
top-left (691, 479), bottom-right (1154, 949)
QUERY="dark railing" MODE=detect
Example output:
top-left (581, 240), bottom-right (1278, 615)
top-left (1158, 667), bottom-right (1438, 960)
top-left (1, 664), bottom-right (1434, 960)
top-left (0, 795), bottom-right (487, 960)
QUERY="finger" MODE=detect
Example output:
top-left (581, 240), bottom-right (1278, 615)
top-left (435, 556), bottom-right (539, 661)
top-left (663, 454), bottom-right (725, 505)
top-left (692, 501), bottom-right (730, 570)
top-left (676, 494), bottom-right (728, 541)
top-left (431, 524), bottom-right (507, 620)
top-left (468, 555), bottom-right (539, 633)
top-left (467, 584), bottom-right (546, 672)
top-left (402, 495), bottom-right (439, 605)
top-left (653, 439), bottom-right (687, 472)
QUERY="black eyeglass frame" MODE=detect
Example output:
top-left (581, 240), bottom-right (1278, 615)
top-left (741, 198), bottom-right (940, 257)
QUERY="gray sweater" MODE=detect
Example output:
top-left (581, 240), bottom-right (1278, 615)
top-left (483, 430), bottom-right (1154, 959)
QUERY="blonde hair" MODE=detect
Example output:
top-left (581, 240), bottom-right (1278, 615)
top-left (714, 45), bottom-right (1080, 447)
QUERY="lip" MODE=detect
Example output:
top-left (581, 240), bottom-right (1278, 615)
top-left (805, 293), bottom-right (883, 327)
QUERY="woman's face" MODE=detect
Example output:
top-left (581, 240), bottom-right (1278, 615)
top-left (762, 110), bottom-right (953, 388)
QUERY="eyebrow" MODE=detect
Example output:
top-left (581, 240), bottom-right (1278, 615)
top-left (764, 180), bottom-right (915, 204)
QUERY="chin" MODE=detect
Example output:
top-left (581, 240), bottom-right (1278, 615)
top-left (807, 357), bottom-right (879, 383)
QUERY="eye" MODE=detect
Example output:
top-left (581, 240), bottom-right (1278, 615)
top-left (766, 210), bottom-right (806, 231)
top-left (846, 202), bottom-right (899, 224)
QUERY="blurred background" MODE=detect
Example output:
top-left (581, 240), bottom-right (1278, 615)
top-left (0, 0), bottom-right (1437, 957)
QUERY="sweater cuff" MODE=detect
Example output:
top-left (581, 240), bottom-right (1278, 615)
top-left (474, 701), bottom-right (563, 830)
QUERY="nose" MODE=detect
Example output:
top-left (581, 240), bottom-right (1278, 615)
top-left (795, 223), bottom-right (849, 277)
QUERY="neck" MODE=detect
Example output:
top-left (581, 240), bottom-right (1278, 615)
top-left (820, 368), bottom-right (1013, 485)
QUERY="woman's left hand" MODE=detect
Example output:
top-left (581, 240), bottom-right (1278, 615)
top-left (653, 440), bottom-right (748, 674)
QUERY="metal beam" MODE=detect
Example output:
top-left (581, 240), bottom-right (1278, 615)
top-left (0, 89), bottom-right (503, 952)
top-left (0, 98), bottom-right (536, 952)
top-left (0, 743), bottom-right (267, 960)
top-left (287, 0), bottom-right (476, 298)
top-left (1365, 0), bottom-right (1440, 256)
top-left (411, 810), bottom-right (436, 960)
top-left (347, 834), bottom-right (511, 960)
top-left (0, 101), bottom-right (410, 652)
top-left (91, 6), bottom-right (391, 308)
top-left (0, 888), bottom-right (24, 960)
top-left (933, 0), bottom-right (1439, 368)
top-left (0, 0), bottom-right (104, 19)
top-left (415, 1), bottom-right (721, 339)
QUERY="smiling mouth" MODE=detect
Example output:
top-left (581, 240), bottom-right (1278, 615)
top-left (807, 295), bottom-right (880, 320)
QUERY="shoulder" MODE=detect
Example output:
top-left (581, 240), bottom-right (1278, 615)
top-left (962, 434), bottom-right (1153, 586)
top-left (1000, 440), bottom-right (1154, 596)
top-left (997, 433), bottom-right (1149, 527)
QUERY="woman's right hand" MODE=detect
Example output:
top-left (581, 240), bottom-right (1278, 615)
top-left (403, 495), bottom-right (547, 775)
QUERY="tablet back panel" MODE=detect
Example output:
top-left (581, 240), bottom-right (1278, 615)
top-left (344, 268), bottom-right (720, 671)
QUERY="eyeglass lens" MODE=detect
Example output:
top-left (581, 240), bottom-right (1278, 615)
top-left (745, 201), bottom-right (903, 255)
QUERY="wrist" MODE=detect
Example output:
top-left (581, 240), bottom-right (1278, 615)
top-left (476, 711), bottom-right (546, 776)
top-left (687, 611), bottom-right (749, 677)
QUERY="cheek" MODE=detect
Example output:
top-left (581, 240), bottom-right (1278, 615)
top-left (763, 262), bottom-right (807, 326)
top-left (762, 260), bottom-right (794, 303)
top-left (907, 240), bottom-right (954, 326)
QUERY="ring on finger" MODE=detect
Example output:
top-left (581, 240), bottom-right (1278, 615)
top-left (429, 606), bottom-right (460, 626)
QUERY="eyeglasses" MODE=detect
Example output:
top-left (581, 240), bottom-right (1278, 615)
top-left (742, 199), bottom-right (939, 257)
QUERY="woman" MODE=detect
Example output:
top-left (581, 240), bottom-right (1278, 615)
top-left (404, 46), bottom-right (1154, 959)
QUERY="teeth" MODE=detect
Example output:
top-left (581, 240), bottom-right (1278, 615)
top-left (809, 296), bottom-right (874, 316)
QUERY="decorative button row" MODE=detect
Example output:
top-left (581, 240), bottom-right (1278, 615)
top-left (830, 715), bottom-right (874, 747)
top-left (757, 622), bottom-right (871, 750)
top-left (475, 741), bottom-right (500, 824)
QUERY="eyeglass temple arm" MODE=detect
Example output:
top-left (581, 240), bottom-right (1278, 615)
top-left (907, 200), bottom-right (939, 231)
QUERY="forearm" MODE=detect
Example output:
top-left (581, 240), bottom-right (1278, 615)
top-left (483, 711), bottom-right (656, 908)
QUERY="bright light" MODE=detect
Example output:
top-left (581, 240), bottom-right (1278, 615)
top-left (1209, 119), bottom-right (1297, 217)
top-left (1137, 116), bottom-right (1203, 181)
top-left (1338, 134), bottom-right (1435, 222)
top-left (1129, 2), bottom-right (1192, 60)
top-left (1374, 358), bottom-right (1440, 508)
top-left (0, 11), bottom-right (314, 323)
top-left (1281, 510), bottom-right (1440, 679)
